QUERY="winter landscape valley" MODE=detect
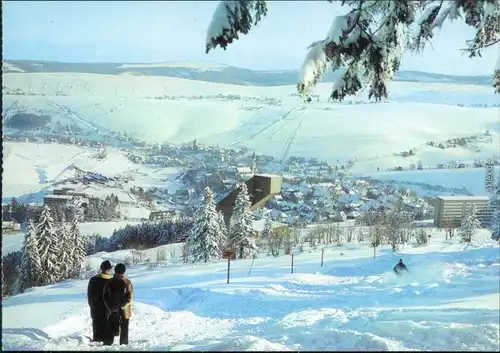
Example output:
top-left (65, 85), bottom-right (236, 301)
top-left (2, 59), bottom-right (500, 351)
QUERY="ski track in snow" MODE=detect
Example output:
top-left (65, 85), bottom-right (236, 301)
top-left (2, 231), bottom-right (499, 351)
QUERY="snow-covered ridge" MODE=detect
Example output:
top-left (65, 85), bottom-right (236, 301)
top-left (2, 62), bottom-right (25, 73)
top-left (2, 60), bottom-right (493, 87)
top-left (118, 61), bottom-right (229, 71)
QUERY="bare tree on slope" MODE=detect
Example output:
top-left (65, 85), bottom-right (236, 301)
top-left (205, 1), bottom-right (500, 102)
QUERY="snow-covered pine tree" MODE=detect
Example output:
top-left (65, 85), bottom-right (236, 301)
top-left (216, 211), bottom-right (228, 250)
top-left (70, 197), bottom-right (85, 222)
top-left (69, 218), bottom-right (86, 278)
top-left (187, 187), bottom-right (224, 263)
top-left (458, 204), bottom-right (481, 242)
top-left (205, 1), bottom-right (500, 102)
top-left (1, 259), bottom-right (4, 298)
top-left (489, 180), bottom-right (500, 241)
top-left (229, 183), bottom-right (258, 259)
top-left (261, 216), bottom-right (271, 238)
top-left (37, 205), bottom-right (60, 285)
top-left (17, 219), bottom-right (43, 293)
top-left (56, 224), bottom-right (73, 281)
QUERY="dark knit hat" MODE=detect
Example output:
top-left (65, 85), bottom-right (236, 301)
top-left (100, 260), bottom-right (112, 271)
top-left (115, 263), bottom-right (126, 275)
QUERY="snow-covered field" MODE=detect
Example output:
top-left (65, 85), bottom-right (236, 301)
top-left (1, 141), bottom-right (183, 203)
top-left (3, 72), bottom-right (499, 171)
top-left (3, 229), bottom-right (499, 351)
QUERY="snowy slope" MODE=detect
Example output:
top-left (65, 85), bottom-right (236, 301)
top-left (362, 166), bottom-right (500, 197)
top-left (1, 142), bottom-right (183, 203)
top-left (2, 229), bottom-right (499, 351)
top-left (3, 72), bottom-right (499, 173)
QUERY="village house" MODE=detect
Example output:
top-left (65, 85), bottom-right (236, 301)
top-left (43, 194), bottom-right (74, 207)
top-left (149, 210), bottom-right (176, 221)
top-left (236, 165), bottom-right (253, 180)
top-left (270, 209), bottom-right (289, 222)
top-left (2, 221), bottom-right (21, 233)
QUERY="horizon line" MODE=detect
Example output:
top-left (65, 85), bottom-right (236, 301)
top-left (2, 58), bottom-right (494, 78)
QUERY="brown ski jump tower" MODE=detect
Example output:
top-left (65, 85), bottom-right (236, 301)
top-left (216, 174), bottom-right (282, 227)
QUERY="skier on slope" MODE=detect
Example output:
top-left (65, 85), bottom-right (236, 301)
top-left (393, 259), bottom-right (408, 276)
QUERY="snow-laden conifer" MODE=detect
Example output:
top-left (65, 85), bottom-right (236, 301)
top-left (187, 187), bottom-right (224, 263)
top-left (57, 224), bottom-right (73, 281)
top-left (261, 216), bottom-right (272, 238)
top-left (37, 205), bottom-right (60, 285)
top-left (70, 218), bottom-right (87, 278)
top-left (229, 183), bottom-right (258, 259)
top-left (17, 219), bottom-right (43, 293)
top-left (489, 180), bottom-right (500, 241)
top-left (216, 210), bottom-right (228, 250)
top-left (459, 204), bottom-right (481, 242)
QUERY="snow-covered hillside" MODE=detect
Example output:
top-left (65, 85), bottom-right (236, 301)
top-left (3, 229), bottom-right (499, 351)
top-left (362, 166), bottom-right (500, 197)
top-left (3, 72), bottom-right (499, 172)
top-left (2, 141), bottom-right (183, 204)
top-left (118, 61), bottom-right (229, 71)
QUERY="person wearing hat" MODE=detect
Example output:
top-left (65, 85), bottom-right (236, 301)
top-left (102, 263), bottom-right (134, 346)
top-left (393, 259), bottom-right (409, 276)
top-left (87, 260), bottom-right (112, 342)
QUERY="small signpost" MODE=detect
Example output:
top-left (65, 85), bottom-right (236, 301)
top-left (321, 248), bottom-right (325, 267)
top-left (222, 249), bottom-right (235, 284)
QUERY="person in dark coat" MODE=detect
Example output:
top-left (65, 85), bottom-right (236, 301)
top-left (102, 263), bottom-right (134, 346)
top-left (394, 259), bottom-right (408, 276)
top-left (87, 260), bottom-right (113, 342)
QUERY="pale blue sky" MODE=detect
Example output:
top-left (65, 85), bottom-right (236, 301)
top-left (3, 1), bottom-right (498, 75)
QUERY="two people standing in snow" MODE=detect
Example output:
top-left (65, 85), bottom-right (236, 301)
top-left (87, 260), bottom-right (134, 345)
top-left (393, 259), bottom-right (408, 276)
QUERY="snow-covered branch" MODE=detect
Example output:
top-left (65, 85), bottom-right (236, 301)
top-left (297, 10), bottom-right (370, 100)
top-left (464, 1), bottom-right (500, 58)
top-left (204, 0), bottom-right (500, 102)
top-left (410, 1), bottom-right (445, 52)
top-left (205, 0), bottom-right (268, 54)
top-left (493, 55), bottom-right (500, 94)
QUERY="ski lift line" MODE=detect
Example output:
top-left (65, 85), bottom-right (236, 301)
top-left (246, 108), bottom-right (293, 141)
top-left (281, 117), bottom-right (304, 165)
top-left (268, 113), bottom-right (296, 139)
top-left (218, 107), bottom-right (265, 146)
top-left (279, 108), bottom-right (307, 169)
